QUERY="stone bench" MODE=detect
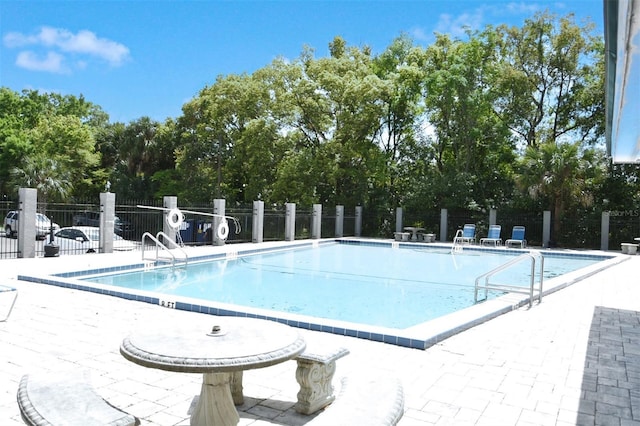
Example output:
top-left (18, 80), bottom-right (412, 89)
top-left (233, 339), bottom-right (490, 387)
top-left (393, 232), bottom-right (410, 242)
top-left (295, 346), bottom-right (350, 415)
top-left (419, 233), bottom-right (436, 243)
top-left (621, 243), bottom-right (638, 254)
top-left (228, 346), bottom-right (350, 410)
top-left (306, 376), bottom-right (404, 426)
top-left (17, 373), bottom-right (138, 426)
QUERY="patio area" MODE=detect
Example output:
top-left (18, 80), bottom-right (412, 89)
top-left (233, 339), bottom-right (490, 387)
top-left (1, 248), bottom-right (639, 425)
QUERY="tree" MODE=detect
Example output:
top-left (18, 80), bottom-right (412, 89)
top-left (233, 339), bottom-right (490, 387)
top-left (371, 34), bottom-right (426, 209)
top-left (29, 114), bottom-right (100, 199)
top-left (518, 141), bottom-right (604, 242)
top-left (10, 154), bottom-right (72, 209)
top-left (269, 38), bottom-right (388, 208)
top-left (420, 31), bottom-right (515, 211)
top-left (0, 88), bottom-right (107, 199)
top-left (489, 12), bottom-right (606, 240)
top-left (492, 12), bottom-right (604, 148)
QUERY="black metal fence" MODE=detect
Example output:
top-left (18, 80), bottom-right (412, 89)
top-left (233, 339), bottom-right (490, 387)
top-left (1, 198), bottom-right (638, 259)
top-left (0, 200), bottom-right (358, 258)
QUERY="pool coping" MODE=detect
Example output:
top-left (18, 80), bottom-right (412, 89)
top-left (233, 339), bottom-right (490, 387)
top-left (16, 238), bottom-right (628, 350)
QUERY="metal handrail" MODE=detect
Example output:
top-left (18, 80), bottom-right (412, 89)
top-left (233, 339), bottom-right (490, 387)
top-left (474, 250), bottom-right (544, 307)
top-left (141, 232), bottom-right (188, 267)
top-left (451, 229), bottom-right (464, 253)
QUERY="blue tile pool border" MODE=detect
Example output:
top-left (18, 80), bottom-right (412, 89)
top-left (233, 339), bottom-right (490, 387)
top-left (17, 239), bottom-right (622, 351)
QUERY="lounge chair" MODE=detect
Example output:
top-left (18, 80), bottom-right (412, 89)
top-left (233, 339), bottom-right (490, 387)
top-left (480, 225), bottom-right (502, 246)
top-left (505, 226), bottom-right (527, 248)
top-left (0, 284), bottom-right (18, 322)
top-left (453, 224), bottom-right (476, 245)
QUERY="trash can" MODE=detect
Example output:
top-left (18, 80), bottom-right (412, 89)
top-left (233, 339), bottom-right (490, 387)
top-left (179, 219), bottom-right (196, 243)
top-left (44, 226), bottom-right (59, 257)
top-left (44, 242), bottom-right (59, 257)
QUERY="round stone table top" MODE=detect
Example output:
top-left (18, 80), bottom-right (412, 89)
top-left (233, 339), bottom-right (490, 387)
top-left (120, 316), bottom-right (306, 373)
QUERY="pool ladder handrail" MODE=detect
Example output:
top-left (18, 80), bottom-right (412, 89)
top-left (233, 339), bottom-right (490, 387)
top-left (451, 229), bottom-right (464, 253)
top-left (474, 250), bottom-right (544, 308)
top-left (141, 231), bottom-right (188, 267)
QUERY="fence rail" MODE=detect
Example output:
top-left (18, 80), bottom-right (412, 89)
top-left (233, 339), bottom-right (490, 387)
top-left (1, 198), bottom-right (638, 259)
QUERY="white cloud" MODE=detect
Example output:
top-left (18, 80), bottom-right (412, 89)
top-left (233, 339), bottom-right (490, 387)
top-left (3, 26), bottom-right (130, 73)
top-left (435, 10), bottom-right (484, 39)
top-left (3, 31), bottom-right (38, 48)
top-left (410, 27), bottom-right (430, 43)
top-left (16, 51), bottom-right (67, 73)
top-left (432, 2), bottom-right (547, 39)
top-left (504, 2), bottom-right (543, 15)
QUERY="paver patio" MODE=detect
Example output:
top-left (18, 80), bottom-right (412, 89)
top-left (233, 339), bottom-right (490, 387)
top-left (0, 248), bottom-right (638, 425)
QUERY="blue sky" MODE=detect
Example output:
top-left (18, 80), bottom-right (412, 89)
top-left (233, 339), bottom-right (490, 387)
top-left (1, 0), bottom-right (605, 124)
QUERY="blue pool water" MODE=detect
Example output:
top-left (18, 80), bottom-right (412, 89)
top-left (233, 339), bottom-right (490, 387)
top-left (83, 243), bottom-right (604, 329)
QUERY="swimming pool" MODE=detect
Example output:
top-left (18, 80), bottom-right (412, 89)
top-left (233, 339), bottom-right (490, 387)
top-left (18, 240), bottom-right (624, 349)
top-left (83, 243), bottom-right (597, 328)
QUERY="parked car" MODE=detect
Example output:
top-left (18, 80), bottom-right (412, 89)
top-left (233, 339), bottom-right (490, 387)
top-left (3, 211), bottom-right (60, 239)
top-left (72, 211), bottom-right (134, 238)
top-left (53, 226), bottom-right (137, 254)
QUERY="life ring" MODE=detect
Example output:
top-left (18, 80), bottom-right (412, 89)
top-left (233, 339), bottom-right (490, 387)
top-left (166, 208), bottom-right (184, 229)
top-left (217, 221), bottom-right (229, 240)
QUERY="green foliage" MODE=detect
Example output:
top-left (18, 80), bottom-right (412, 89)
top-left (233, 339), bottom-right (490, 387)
top-left (491, 12), bottom-right (603, 148)
top-left (10, 154), bottom-right (72, 207)
top-left (518, 141), bottom-right (606, 242)
top-left (0, 89), bottom-right (104, 200)
top-left (419, 31), bottom-right (516, 211)
top-left (0, 10), bottom-right (620, 248)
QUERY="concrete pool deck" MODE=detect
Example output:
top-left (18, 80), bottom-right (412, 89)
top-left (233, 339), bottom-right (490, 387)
top-left (1, 243), bottom-right (639, 425)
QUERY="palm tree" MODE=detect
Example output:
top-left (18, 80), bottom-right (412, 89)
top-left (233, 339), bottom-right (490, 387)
top-left (10, 154), bottom-right (72, 211)
top-left (518, 141), bottom-right (602, 242)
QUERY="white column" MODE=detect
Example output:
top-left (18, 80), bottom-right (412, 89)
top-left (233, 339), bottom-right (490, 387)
top-left (163, 196), bottom-right (178, 244)
top-left (213, 199), bottom-right (226, 246)
top-left (18, 188), bottom-right (37, 258)
top-left (100, 192), bottom-right (115, 253)
top-left (601, 211), bottom-right (610, 251)
top-left (396, 207), bottom-right (403, 233)
top-left (252, 200), bottom-right (264, 243)
top-left (355, 206), bottom-right (362, 237)
top-left (440, 208), bottom-right (448, 242)
top-left (285, 203), bottom-right (296, 241)
top-left (312, 204), bottom-right (322, 239)
top-left (543, 210), bottom-right (551, 248)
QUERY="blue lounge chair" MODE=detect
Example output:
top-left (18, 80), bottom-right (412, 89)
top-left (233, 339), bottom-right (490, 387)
top-left (453, 224), bottom-right (476, 245)
top-left (505, 226), bottom-right (527, 248)
top-left (480, 225), bottom-right (502, 246)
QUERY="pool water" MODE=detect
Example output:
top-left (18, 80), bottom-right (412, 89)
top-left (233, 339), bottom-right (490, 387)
top-left (84, 243), bottom-right (602, 329)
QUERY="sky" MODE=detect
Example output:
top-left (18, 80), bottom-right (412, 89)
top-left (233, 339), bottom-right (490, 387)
top-left (1, 0), bottom-right (606, 124)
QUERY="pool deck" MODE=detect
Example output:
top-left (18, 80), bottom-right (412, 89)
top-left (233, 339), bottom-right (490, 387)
top-left (1, 241), bottom-right (639, 425)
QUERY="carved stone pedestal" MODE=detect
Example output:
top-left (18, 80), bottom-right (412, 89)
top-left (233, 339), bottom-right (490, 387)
top-left (294, 347), bottom-right (349, 415)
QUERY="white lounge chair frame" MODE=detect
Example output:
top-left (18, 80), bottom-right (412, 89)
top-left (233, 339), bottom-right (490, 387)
top-left (0, 285), bottom-right (18, 322)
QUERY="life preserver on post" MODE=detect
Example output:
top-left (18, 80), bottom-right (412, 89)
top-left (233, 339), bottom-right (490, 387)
top-left (166, 208), bottom-right (184, 229)
top-left (217, 221), bottom-right (229, 240)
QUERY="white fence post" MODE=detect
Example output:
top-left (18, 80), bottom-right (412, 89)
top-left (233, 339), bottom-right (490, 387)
top-left (18, 188), bottom-right (37, 258)
top-left (285, 203), bottom-right (296, 241)
top-left (440, 208), bottom-right (448, 242)
top-left (252, 200), bottom-right (264, 243)
top-left (601, 211), bottom-right (610, 251)
top-left (312, 204), bottom-right (322, 239)
top-left (100, 192), bottom-right (115, 253)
